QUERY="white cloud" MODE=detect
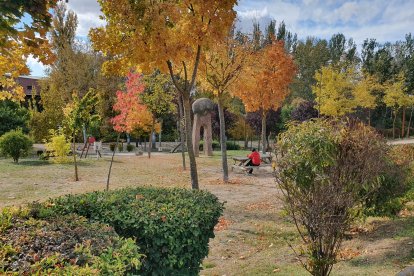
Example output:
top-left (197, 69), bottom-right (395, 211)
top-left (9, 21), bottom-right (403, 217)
top-left (27, 0), bottom-right (414, 76)
top-left (67, 0), bottom-right (104, 37)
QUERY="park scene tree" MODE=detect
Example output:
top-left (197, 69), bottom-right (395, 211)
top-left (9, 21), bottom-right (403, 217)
top-left (2, 1), bottom-right (414, 275)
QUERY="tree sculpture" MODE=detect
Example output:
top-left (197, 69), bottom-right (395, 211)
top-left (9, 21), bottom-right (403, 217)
top-left (192, 98), bottom-right (215, 157)
top-left (90, 0), bottom-right (237, 189)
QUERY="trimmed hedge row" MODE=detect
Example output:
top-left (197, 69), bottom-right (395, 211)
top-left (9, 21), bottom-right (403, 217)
top-left (40, 187), bottom-right (224, 275)
top-left (0, 210), bottom-right (141, 274)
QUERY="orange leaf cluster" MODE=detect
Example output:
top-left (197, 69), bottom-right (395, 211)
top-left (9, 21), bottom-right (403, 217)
top-left (234, 41), bottom-right (296, 114)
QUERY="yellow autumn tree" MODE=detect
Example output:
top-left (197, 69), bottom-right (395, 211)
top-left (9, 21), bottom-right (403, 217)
top-left (235, 40), bottom-right (296, 153)
top-left (313, 65), bottom-right (355, 117)
top-left (201, 34), bottom-right (253, 182)
top-left (313, 65), bottom-right (383, 120)
top-left (90, 0), bottom-right (237, 189)
top-left (384, 73), bottom-right (410, 138)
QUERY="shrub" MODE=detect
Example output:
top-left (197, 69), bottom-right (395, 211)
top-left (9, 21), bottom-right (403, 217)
top-left (126, 144), bottom-right (134, 152)
top-left (226, 141), bottom-right (240, 150)
top-left (0, 129), bottom-right (33, 163)
top-left (275, 119), bottom-right (389, 276)
top-left (117, 143), bottom-right (123, 152)
top-left (0, 209), bottom-right (142, 274)
top-left (44, 129), bottom-right (71, 163)
top-left (199, 140), bottom-right (220, 151)
top-left (109, 143), bottom-right (116, 152)
top-left (39, 187), bottom-right (224, 275)
top-left (363, 144), bottom-right (414, 217)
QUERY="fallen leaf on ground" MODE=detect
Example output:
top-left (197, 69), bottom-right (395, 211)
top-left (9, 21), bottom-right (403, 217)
top-left (214, 217), bottom-right (231, 231)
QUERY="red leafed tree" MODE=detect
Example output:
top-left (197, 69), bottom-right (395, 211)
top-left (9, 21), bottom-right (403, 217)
top-left (107, 72), bottom-right (153, 190)
top-left (111, 72), bottom-right (155, 137)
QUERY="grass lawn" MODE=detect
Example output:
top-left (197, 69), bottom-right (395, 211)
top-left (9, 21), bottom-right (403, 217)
top-left (1, 151), bottom-right (413, 275)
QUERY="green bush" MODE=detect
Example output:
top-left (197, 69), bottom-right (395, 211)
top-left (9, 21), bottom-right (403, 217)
top-left (109, 143), bottom-right (116, 152)
top-left (0, 129), bottom-right (33, 163)
top-left (117, 143), bottom-right (123, 152)
top-left (126, 144), bottom-right (134, 152)
top-left (199, 140), bottom-right (221, 151)
top-left (0, 209), bottom-right (142, 274)
top-left (39, 187), bottom-right (224, 275)
top-left (363, 147), bottom-right (413, 217)
top-left (226, 141), bottom-right (240, 150)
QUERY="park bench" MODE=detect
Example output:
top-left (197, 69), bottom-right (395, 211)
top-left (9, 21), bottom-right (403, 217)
top-left (231, 154), bottom-right (274, 174)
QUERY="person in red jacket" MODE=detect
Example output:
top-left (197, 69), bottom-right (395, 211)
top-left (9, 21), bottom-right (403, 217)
top-left (246, 148), bottom-right (260, 174)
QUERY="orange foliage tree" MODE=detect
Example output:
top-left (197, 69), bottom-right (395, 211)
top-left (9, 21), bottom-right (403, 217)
top-left (235, 41), bottom-right (296, 153)
top-left (90, 0), bottom-right (237, 189)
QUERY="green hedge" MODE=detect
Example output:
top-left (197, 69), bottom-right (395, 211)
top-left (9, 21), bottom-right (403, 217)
top-left (0, 209), bottom-right (142, 275)
top-left (39, 187), bottom-right (224, 275)
top-left (199, 140), bottom-right (240, 151)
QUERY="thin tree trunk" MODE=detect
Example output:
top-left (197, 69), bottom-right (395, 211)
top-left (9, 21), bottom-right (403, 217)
top-left (261, 111), bottom-right (267, 154)
top-left (407, 106), bottom-right (413, 138)
top-left (72, 132), bottom-right (79, 181)
top-left (148, 116), bottom-right (155, 159)
top-left (402, 106), bottom-right (406, 138)
top-left (159, 119), bottom-right (162, 148)
top-left (166, 45), bottom-right (201, 189)
top-left (106, 134), bottom-right (120, 191)
top-left (182, 92), bottom-right (199, 189)
top-left (178, 94), bottom-right (186, 170)
top-left (243, 118), bottom-right (248, 149)
top-left (368, 109), bottom-right (371, 126)
top-left (393, 110), bottom-right (397, 139)
top-left (218, 99), bottom-right (229, 182)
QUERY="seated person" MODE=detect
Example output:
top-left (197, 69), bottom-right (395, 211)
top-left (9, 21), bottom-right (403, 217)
top-left (246, 148), bottom-right (260, 174)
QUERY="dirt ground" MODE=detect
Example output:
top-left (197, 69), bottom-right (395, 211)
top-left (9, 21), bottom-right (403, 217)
top-left (1, 152), bottom-right (414, 275)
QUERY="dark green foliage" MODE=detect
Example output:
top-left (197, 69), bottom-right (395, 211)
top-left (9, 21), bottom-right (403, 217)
top-left (109, 143), bottom-right (116, 152)
top-left (126, 144), bottom-right (134, 152)
top-left (0, 210), bottom-right (142, 274)
top-left (117, 143), bottom-right (123, 152)
top-left (0, 100), bottom-right (30, 136)
top-left (226, 141), bottom-right (240, 150)
top-left (39, 187), bottom-right (224, 275)
top-left (199, 140), bottom-right (220, 151)
top-left (363, 144), bottom-right (414, 217)
top-left (0, 129), bottom-right (33, 163)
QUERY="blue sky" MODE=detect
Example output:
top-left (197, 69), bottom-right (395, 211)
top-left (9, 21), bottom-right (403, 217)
top-left (28, 0), bottom-right (414, 76)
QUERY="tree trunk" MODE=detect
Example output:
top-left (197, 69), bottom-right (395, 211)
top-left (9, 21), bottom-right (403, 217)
top-left (393, 110), bottom-right (397, 139)
top-left (218, 99), bottom-right (229, 182)
top-left (402, 106), bottom-right (406, 138)
top-left (182, 93), bottom-right (199, 189)
top-left (178, 94), bottom-right (186, 170)
top-left (159, 119), bottom-right (163, 148)
top-left (72, 132), bottom-right (79, 181)
top-left (148, 116), bottom-right (155, 159)
top-left (243, 118), bottom-right (248, 149)
top-left (166, 45), bottom-right (201, 189)
top-left (261, 111), bottom-right (267, 154)
top-left (368, 109), bottom-right (371, 126)
top-left (408, 106), bottom-right (414, 138)
top-left (106, 134), bottom-right (120, 191)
